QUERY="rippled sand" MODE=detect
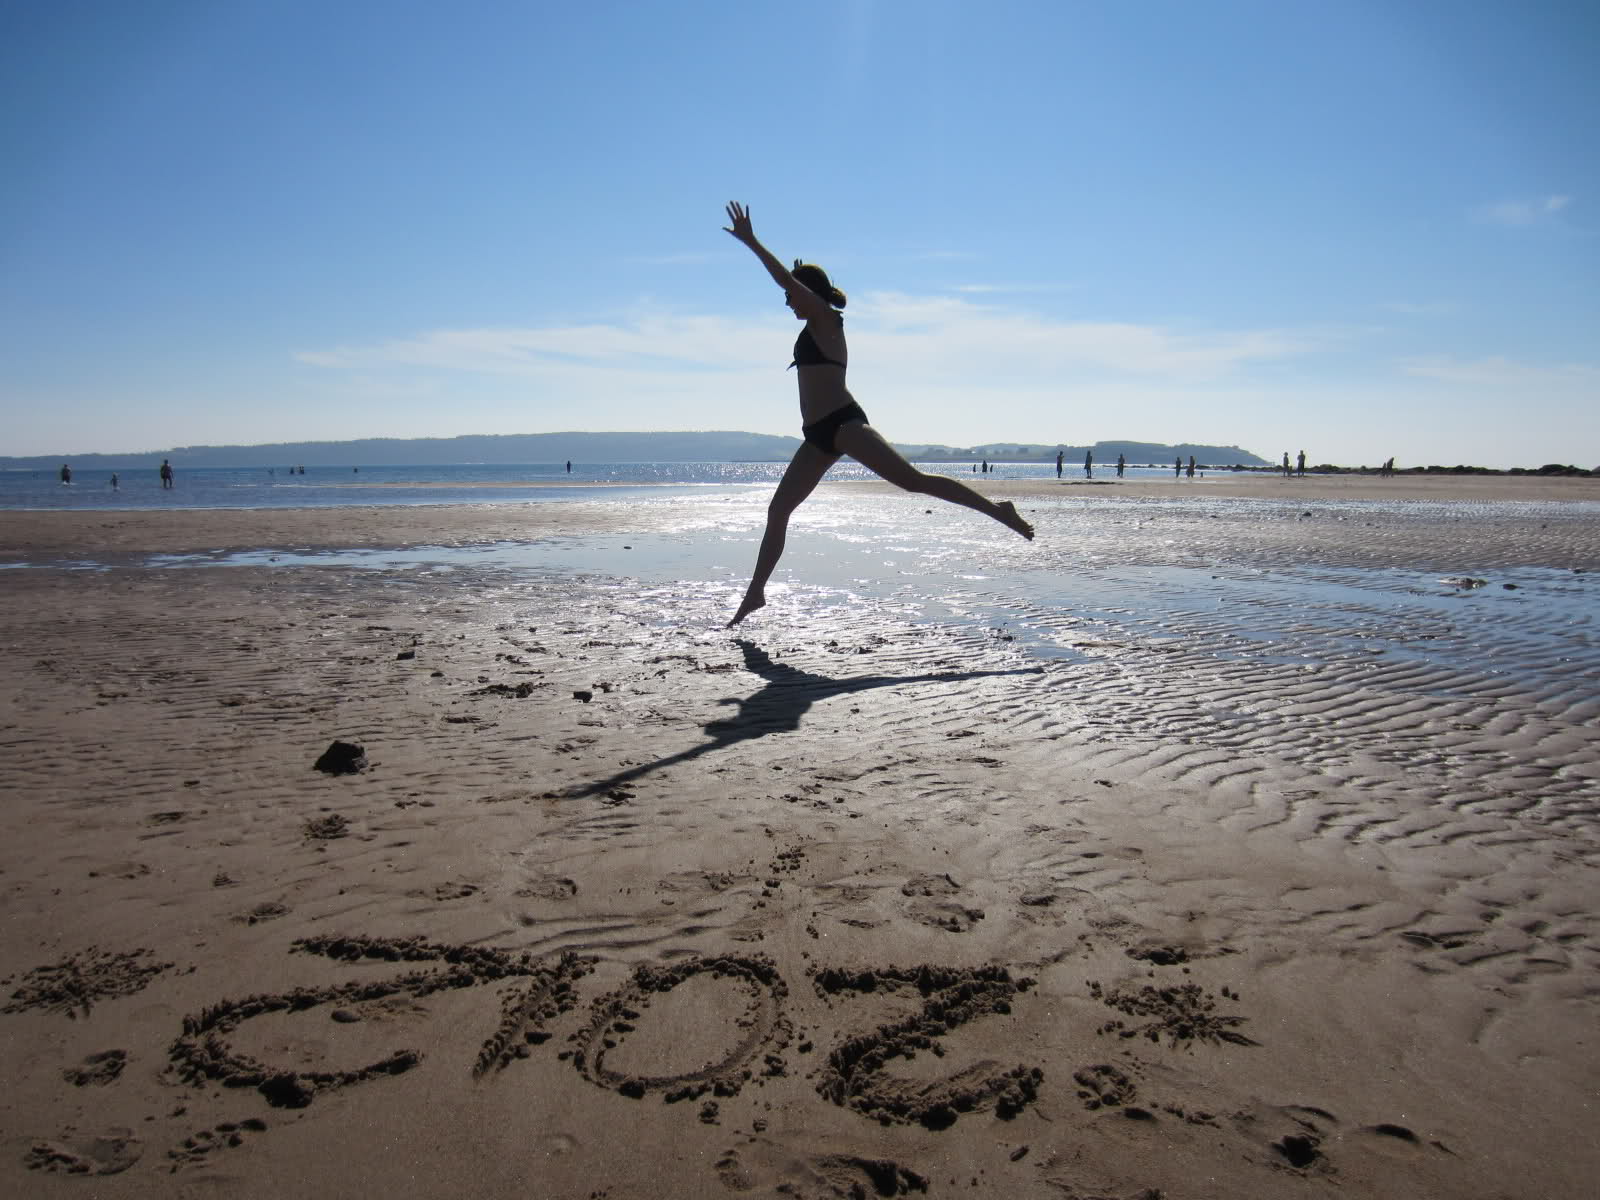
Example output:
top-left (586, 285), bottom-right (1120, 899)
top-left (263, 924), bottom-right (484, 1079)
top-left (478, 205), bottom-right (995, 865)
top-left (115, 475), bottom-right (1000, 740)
top-left (1, 476), bottom-right (1596, 1199)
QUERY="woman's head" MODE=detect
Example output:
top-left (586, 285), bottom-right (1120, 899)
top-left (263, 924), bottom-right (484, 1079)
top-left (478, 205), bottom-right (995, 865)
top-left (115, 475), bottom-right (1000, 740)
top-left (791, 261), bottom-right (846, 309)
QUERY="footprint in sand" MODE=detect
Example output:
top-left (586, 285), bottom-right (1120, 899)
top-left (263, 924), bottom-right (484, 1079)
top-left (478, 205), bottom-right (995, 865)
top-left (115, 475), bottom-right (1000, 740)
top-left (61, 1049), bottom-right (128, 1087)
top-left (87, 861), bottom-right (150, 880)
top-left (657, 869), bottom-right (750, 902)
top-left (167, 1117), bottom-right (268, 1171)
top-left (24, 1128), bottom-right (143, 1175)
top-left (715, 1137), bottom-right (929, 1197)
top-left (303, 813), bottom-right (349, 840)
top-left (534, 1132), bottom-right (579, 1158)
top-left (900, 873), bottom-right (985, 933)
top-left (234, 901), bottom-right (290, 925)
top-left (1073, 1063), bottom-right (1139, 1110)
top-left (901, 872), bottom-right (961, 899)
top-left (908, 901), bottom-right (985, 932)
top-left (514, 877), bottom-right (578, 900)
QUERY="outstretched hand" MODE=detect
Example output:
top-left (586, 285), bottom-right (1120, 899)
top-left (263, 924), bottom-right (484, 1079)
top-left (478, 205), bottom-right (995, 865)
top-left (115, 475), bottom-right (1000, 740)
top-left (723, 201), bottom-right (756, 245)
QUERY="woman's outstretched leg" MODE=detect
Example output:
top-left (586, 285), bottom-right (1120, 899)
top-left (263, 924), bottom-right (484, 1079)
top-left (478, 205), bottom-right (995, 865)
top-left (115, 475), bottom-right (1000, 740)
top-left (834, 423), bottom-right (1035, 539)
top-left (729, 443), bottom-right (839, 626)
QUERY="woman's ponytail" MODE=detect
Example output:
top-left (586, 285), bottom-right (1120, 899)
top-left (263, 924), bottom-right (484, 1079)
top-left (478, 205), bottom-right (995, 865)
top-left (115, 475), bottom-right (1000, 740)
top-left (792, 261), bottom-right (846, 309)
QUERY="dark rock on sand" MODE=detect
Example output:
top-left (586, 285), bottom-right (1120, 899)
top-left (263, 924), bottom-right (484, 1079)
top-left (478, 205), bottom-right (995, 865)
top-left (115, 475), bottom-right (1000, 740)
top-left (313, 741), bottom-right (367, 774)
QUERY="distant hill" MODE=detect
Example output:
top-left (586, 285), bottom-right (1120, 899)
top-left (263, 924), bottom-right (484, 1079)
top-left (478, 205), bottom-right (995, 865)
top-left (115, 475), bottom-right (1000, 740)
top-left (0, 432), bottom-right (804, 470)
top-left (0, 432), bottom-right (1268, 469)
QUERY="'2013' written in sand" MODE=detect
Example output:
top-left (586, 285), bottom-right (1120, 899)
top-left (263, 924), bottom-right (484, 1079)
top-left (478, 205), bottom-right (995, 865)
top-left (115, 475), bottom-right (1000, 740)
top-left (167, 934), bottom-right (1044, 1130)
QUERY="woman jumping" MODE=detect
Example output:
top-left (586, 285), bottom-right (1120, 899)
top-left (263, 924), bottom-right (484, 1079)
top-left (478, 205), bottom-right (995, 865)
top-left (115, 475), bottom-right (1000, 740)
top-left (722, 201), bottom-right (1034, 627)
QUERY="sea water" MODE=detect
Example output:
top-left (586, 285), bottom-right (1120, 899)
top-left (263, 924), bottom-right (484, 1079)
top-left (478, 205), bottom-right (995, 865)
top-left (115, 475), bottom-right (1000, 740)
top-left (1, 461), bottom-right (1190, 512)
top-left (5, 468), bottom-right (1595, 711)
top-left (9, 484), bottom-right (1589, 707)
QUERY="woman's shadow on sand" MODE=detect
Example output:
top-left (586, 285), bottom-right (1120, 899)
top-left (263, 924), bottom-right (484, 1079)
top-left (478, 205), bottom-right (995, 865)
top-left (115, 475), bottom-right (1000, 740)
top-left (570, 638), bottom-right (1039, 798)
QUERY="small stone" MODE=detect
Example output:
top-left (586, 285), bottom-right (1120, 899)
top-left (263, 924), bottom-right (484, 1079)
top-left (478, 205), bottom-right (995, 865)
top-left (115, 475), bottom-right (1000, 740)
top-left (313, 740), bottom-right (367, 775)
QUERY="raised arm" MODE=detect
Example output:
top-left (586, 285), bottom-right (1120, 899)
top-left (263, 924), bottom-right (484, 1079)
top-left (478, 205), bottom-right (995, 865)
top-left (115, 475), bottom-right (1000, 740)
top-left (722, 202), bottom-right (834, 321)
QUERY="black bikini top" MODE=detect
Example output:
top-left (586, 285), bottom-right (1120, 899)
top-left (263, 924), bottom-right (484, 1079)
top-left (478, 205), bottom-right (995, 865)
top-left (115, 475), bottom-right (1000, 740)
top-left (789, 318), bottom-right (846, 370)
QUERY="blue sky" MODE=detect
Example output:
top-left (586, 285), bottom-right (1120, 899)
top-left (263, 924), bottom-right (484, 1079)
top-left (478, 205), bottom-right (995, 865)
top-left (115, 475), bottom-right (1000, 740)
top-left (3, 0), bottom-right (1595, 466)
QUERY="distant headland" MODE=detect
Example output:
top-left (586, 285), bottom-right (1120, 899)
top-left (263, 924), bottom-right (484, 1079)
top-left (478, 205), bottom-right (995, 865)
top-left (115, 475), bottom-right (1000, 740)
top-left (1, 431), bottom-right (1269, 470)
top-left (5, 433), bottom-right (1594, 476)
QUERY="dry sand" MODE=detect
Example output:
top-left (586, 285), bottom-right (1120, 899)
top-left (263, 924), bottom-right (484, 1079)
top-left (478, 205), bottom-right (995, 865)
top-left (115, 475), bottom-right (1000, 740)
top-left (1, 474), bottom-right (1597, 1199)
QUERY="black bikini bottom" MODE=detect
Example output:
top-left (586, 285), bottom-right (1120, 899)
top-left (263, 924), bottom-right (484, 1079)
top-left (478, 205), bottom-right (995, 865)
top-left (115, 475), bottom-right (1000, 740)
top-left (801, 401), bottom-right (868, 455)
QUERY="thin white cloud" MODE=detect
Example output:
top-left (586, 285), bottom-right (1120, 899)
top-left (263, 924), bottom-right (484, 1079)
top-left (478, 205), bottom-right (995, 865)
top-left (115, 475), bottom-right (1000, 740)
top-left (1401, 355), bottom-right (1600, 390)
top-left (296, 313), bottom-right (779, 375)
top-left (1473, 194), bottom-right (1575, 227)
top-left (296, 296), bottom-right (1326, 390)
top-left (852, 291), bottom-right (1321, 378)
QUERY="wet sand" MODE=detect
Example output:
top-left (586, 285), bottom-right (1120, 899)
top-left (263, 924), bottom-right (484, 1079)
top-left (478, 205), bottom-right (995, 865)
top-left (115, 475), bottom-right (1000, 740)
top-left (5, 469), bottom-right (1597, 557)
top-left (1, 476), bottom-right (1597, 1199)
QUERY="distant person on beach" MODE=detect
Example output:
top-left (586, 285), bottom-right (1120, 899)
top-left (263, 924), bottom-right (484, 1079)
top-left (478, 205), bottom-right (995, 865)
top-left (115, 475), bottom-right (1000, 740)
top-left (566, 460), bottom-right (572, 473)
top-left (1187, 455), bottom-right (1195, 478)
top-left (1116, 453), bottom-right (1126, 477)
top-left (1175, 456), bottom-right (1182, 478)
top-left (1282, 452), bottom-right (1291, 478)
top-left (1297, 449), bottom-right (1306, 476)
top-left (59, 464), bottom-right (71, 484)
top-left (720, 201), bottom-right (1032, 627)
top-left (160, 459), bottom-right (174, 489)
top-left (1055, 450), bottom-right (1063, 479)
top-left (110, 472), bottom-right (119, 489)
top-left (1084, 449), bottom-right (1093, 478)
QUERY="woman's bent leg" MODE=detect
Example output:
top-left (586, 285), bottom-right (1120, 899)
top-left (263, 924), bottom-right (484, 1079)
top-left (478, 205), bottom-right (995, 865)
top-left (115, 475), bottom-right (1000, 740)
top-left (833, 423), bottom-right (1034, 539)
top-left (729, 443), bottom-right (839, 626)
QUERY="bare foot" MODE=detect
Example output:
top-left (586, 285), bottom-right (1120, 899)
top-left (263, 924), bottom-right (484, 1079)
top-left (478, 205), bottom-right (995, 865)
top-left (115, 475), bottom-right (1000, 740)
top-left (996, 501), bottom-right (1034, 540)
top-left (728, 592), bottom-right (766, 627)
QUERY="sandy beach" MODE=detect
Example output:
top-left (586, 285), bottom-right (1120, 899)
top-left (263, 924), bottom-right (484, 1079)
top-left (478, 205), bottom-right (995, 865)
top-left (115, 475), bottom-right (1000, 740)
top-left (2, 473), bottom-right (1597, 1199)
